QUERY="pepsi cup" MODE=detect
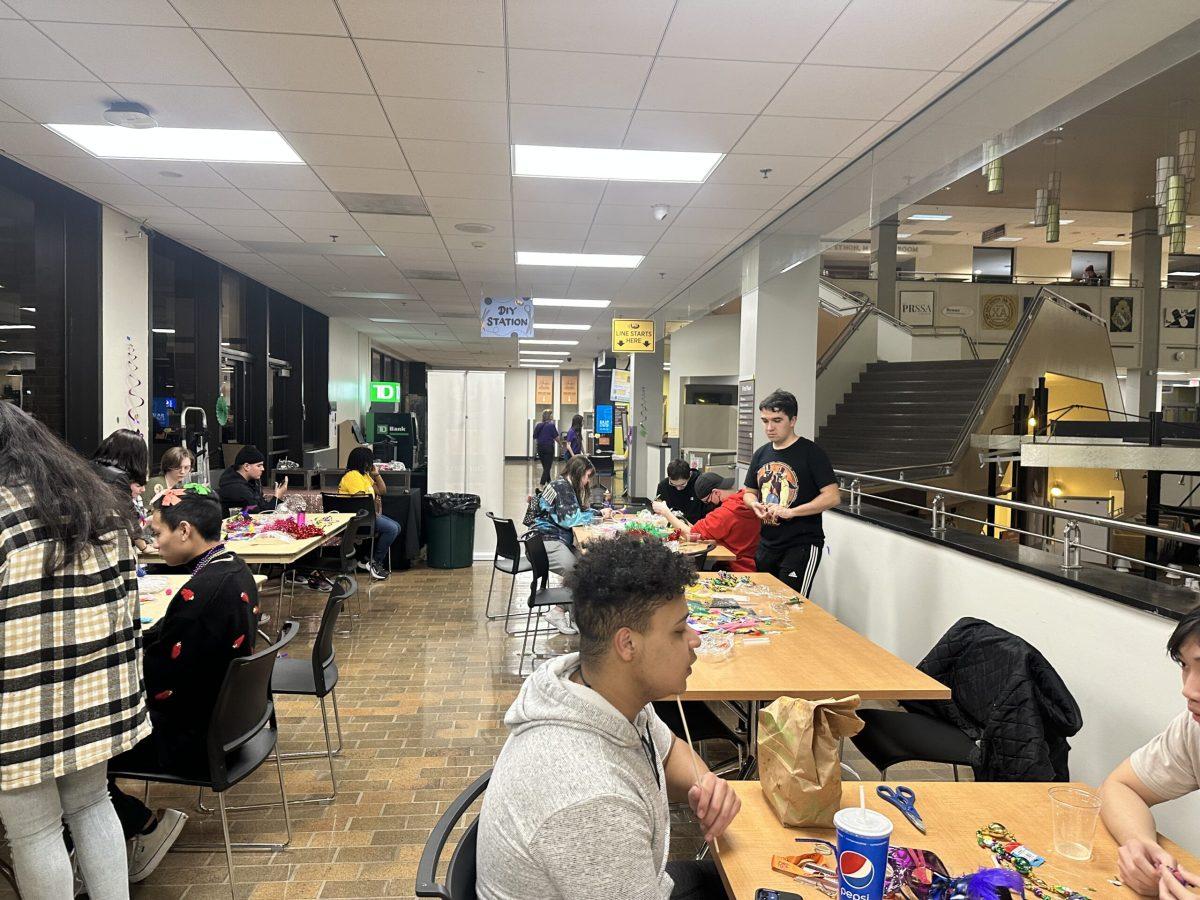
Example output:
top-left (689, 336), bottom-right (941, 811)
top-left (834, 806), bottom-right (892, 900)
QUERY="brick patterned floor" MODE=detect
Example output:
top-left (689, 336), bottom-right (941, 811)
top-left (0, 463), bottom-right (961, 899)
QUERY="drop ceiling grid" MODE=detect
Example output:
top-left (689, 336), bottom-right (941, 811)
top-left (0, 0), bottom-right (1062, 363)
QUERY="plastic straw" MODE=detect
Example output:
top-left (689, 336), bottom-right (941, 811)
top-left (675, 695), bottom-right (719, 852)
top-left (860, 783), bottom-right (866, 810)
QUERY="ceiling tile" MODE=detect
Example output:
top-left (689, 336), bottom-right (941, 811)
top-left (0, 20), bottom-right (96, 79)
top-left (414, 171), bottom-right (511, 201)
top-left (7, 0), bottom-right (185, 24)
top-left (593, 204), bottom-right (666, 226)
top-left (209, 162), bottom-right (326, 191)
top-left (360, 41), bottom-right (506, 102)
top-left (640, 58), bottom-right (794, 115)
top-left (659, 224), bottom-right (743, 245)
top-left (508, 49), bottom-right (651, 108)
top-left (250, 89), bottom-right (393, 137)
top-left (600, 181), bottom-right (700, 206)
top-left (106, 160), bottom-right (231, 187)
top-left (72, 182), bottom-right (172, 206)
top-left (660, 0), bottom-right (849, 63)
top-left (151, 185), bottom-right (257, 208)
top-left (271, 210), bottom-right (364, 231)
top-left (0, 79), bottom-right (118, 124)
top-left (373, 231), bottom-right (449, 251)
top-left (172, 0), bottom-right (346, 34)
top-left (623, 110), bottom-right (754, 152)
top-left (515, 221), bottom-right (591, 242)
top-left (284, 133), bottom-right (408, 169)
top-left (585, 223), bottom-right (665, 243)
top-left (353, 212), bottom-right (439, 233)
top-left (311, 165), bottom-right (420, 194)
top-left (427, 196), bottom-right (512, 219)
top-left (340, 0), bottom-right (504, 45)
top-left (38, 22), bottom-right (235, 85)
top-left (118, 205), bottom-right (203, 226)
top-left (946, 3), bottom-right (1049, 72)
top-left (766, 65), bottom-right (935, 119)
top-left (689, 181), bottom-right (793, 208)
top-left (18, 154), bottom-right (132, 184)
top-left (506, 0), bottom-right (674, 54)
top-left (513, 201), bottom-right (598, 224)
top-left (732, 116), bottom-right (872, 156)
top-left (0, 122), bottom-right (90, 156)
top-left (806, 0), bottom-right (1018, 70)
top-left (510, 104), bottom-right (632, 148)
top-left (0, 98), bottom-right (29, 122)
top-left (109, 83), bottom-right (272, 130)
top-left (381, 97), bottom-right (508, 143)
top-left (217, 225), bottom-right (301, 243)
top-left (244, 189), bottom-right (347, 212)
top-left (199, 31), bottom-right (371, 93)
top-left (707, 153), bottom-right (828, 186)
top-left (188, 207), bottom-right (283, 228)
top-left (671, 206), bottom-right (763, 229)
top-left (838, 120), bottom-right (899, 158)
top-left (514, 236), bottom-right (584, 253)
top-left (399, 139), bottom-right (510, 175)
top-left (512, 177), bottom-right (606, 205)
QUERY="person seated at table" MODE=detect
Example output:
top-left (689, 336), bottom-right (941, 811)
top-left (217, 445), bottom-right (286, 513)
top-left (92, 428), bottom-right (151, 552)
top-left (476, 534), bottom-right (740, 900)
top-left (653, 472), bottom-right (760, 572)
top-left (107, 487), bottom-right (259, 883)
top-left (529, 454), bottom-right (611, 635)
top-left (338, 446), bottom-right (398, 581)
top-left (1101, 609), bottom-right (1200, 897)
top-left (146, 446), bottom-right (195, 499)
top-left (656, 458), bottom-right (707, 524)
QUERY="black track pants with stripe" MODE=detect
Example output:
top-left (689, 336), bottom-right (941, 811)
top-left (754, 541), bottom-right (823, 597)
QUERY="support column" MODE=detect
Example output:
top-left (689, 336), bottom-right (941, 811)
top-left (739, 250), bottom-right (820, 440)
top-left (628, 339), bottom-right (665, 499)
top-left (870, 215), bottom-right (899, 317)
top-left (1132, 206), bottom-right (1163, 416)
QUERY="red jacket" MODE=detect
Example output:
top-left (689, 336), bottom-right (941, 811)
top-left (691, 489), bottom-right (761, 572)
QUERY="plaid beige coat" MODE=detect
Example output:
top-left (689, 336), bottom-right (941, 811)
top-left (0, 484), bottom-right (150, 790)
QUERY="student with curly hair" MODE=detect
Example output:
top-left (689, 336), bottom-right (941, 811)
top-left (477, 534), bottom-right (740, 899)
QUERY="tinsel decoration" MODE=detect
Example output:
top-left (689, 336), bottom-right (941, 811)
top-left (125, 335), bottom-right (145, 429)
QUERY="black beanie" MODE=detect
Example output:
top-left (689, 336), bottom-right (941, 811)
top-left (234, 446), bottom-right (266, 469)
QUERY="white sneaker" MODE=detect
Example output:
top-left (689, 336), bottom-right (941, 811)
top-left (368, 561), bottom-right (389, 581)
top-left (129, 808), bottom-right (188, 883)
top-left (545, 606), bottom-right (578, 635)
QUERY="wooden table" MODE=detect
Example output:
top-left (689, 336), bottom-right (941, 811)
top-left (138, 573), bottom-right (268, 627)
top-left (139, 512), bottom-right (354, 567)
top-left (573, 516), bottom-right (737, 563)
top-left (714, 780), bottom-right (1197, 899)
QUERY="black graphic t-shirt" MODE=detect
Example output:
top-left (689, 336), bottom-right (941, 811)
top-left (744, 437), bottom-right (837, 548)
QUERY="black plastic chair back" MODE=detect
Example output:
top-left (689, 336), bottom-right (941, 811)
top-left (680, 541), bottom-right (714, 570)
top-left (206, 620), bottom-right (298, 790)
top-left (322, 492), bottom-right (377, 536)
top-left (415, 770), bottom-right (490, 899)
top-left (487, 512), bottom-right (522, 564)
top-left (523, 532), bottom-right (552, 600)
top-left (312, 577), bottom-right (352, 695)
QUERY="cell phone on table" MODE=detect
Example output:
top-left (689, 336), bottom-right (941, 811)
top-left (755, 890), bottom-right (804, 900)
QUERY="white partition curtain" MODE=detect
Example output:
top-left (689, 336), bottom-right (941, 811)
top-left (427, 369), bottom-right (505, 557)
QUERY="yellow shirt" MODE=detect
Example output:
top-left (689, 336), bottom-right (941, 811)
top-left (338, 470), bottom-right (375, 495)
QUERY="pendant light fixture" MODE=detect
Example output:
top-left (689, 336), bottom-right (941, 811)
top-left (1155, 155), bottom-right (1175, 237)
top-left (1045, 171), bottom-right (1061, 243)
top-left (982, 139), bottom-right (1004, 194)
top-left (1033, 189), bottom-right (1048, 227)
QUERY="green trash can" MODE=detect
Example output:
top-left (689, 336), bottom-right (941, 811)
top-left (424, 492), bottom-right (480, 569)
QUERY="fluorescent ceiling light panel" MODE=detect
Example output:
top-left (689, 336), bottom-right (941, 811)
top-left (517, 251), bottom-right (642, 268)
top-left (519, 362), bottom-right (561, 367)
top-left (897, 233), bottom-right (912, 239)
top-left (520, 350), bottom-right (571, 356)
top-left (532, 298), bottom-right (610, 308)
top-left (0, 324), bottom-right (35, 330)
top-left (520, 338), bottom-right (579, 346)
top-left (1169, 270), bottom-right (1200, 276)
top-left (331, 291), bottom-right (417, 300)
top-left (1027, 219), bottom-right (1075, 225)
top-left (19, 307), bottom-right (35, 312)
top-left (534, 323), bottom-right (590, 331)
top-left (513, 144), bottom-right (722, 183)
top-left (907, 213), bottom-right (952, 221)
top-left (993, 236), bottom-right (1023, 242)
top-left (45, 124), bottom-right (302, 164)
top-left (151, 327), bottom-right (175, 334)
top-left (369, 318), bottom-right (413, 323)
top-left (1094, 240), bottom-right (1128, 246)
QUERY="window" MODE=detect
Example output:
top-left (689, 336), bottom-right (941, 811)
top-left (972, 246), bottom-right (1013, 283)
top-left (219, 268), bottom-right (248, 351)
top-left (1071, 250), bottom-right (1110, 285)
top-left (0, 184), bottom-right (37, 415)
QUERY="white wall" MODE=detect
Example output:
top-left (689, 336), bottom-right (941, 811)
top-left (816, 512), bottom-right (1200, 852)
top-left (504, 367), bottom-right (534, 457)
top-left (100, 208), bottom-right (149, 441)
top-left (328, 319), bottom-right (369, 446)
top-left (669, 314), bottom-right (741, 433)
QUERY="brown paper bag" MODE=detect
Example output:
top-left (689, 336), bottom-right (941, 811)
top-left (758, 695), bottom-right (865, 827)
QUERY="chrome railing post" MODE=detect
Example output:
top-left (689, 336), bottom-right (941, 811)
top-left (931, 494), bottom-right (946, 534)
top-left (849, 478), bottom-right (861, 512)
top-left (1061, 520), bottom-right (1083, 571)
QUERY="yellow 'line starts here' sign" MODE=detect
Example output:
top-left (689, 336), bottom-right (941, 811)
top-left (611, 318), bottom-right (655, 352)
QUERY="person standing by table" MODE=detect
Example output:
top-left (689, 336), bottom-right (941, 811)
top-left (338, 446), bottom-right (398, 580)
top-left (563, 414), bottom-right (585, 459)
top-left (743, 389), bottom-right (839, 597)
top-left (653, 472), bottom-right (760, 572)
top-left (217, 445), bottom-right (286, 513)
top-left (0, 401), bottom-right (149, 900)
top-left (1101, 609), bottom-right (1200, 896)
top-left (532, 410), bottom-right (559, 487)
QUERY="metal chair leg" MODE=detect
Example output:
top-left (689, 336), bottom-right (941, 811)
top-left (217, 793), bottom-right (237, 895)
top-left (485, 565), bottom-right (498, 617)
top-left (952, 764), bottom-right (960, 782)
top-left (518, 608), bottom-right (534, 673)
top-left (330, 688), bottom-right (344, 753)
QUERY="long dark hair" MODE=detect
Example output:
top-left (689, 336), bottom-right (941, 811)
top-left (561, 454), bottom-right (595, 504)
top-left (346, 445), bottom-right (374, 475)
top-left (570, 414), bottom-right (584, 430)
top-left (92, 428), bottom-right (148, 485)
top-left (0, 402), bottom-right (126, 573)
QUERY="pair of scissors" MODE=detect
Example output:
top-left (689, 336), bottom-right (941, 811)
top-left (876, 784), bottom-right (927, 834)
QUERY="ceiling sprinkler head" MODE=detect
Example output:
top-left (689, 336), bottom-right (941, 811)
top-left (760, 168), bottom-right (772, 180)
top-left (103, 101), bottom-right (157, 129)
top-left (652, 203), bottom-right (670, 222)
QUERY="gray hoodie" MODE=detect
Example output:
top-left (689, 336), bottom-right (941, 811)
top-left (476, 652), bottom-right (676, 900)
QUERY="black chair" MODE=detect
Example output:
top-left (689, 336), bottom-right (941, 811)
top-left (653, 700), bottom-right (746, 776)
top-left (679, 541), bottom-right (714, 571)
top-left (850, 708), bottom-right (976, 781)
top-left (519, 533), bottom-right (574, 674)
top-left (272, 577), bottom-right (352, 803)
top-left (110, 621), bottom-right (299, 896)
top-left (485, 512), bottom-right (531, 621)
top-left (321, 492), bottom-right (378, 567)
top-left (415, 770), bottom-right (490, 900)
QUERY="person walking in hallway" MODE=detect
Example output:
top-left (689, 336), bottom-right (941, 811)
top-left (532, 409), bottom-right (559, 487)
top-left (743, 389), bottom-right (840, 598)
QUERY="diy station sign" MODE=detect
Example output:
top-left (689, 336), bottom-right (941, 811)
top-left (612, 318), bottom-right (655, 352)
top-left (480, 297), bottom-right (534, 338)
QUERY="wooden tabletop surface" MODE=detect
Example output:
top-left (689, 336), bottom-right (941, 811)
top-left (138, 573), bottom-right (269, 626)
top-left (573, 515), bottom-right (737, 562)
top-left (138, 511), bottom-right (354, 567)
top-left (680, 572), bottom-right (949, 702)
top-left (714, 780), bottom-right (1195, 899)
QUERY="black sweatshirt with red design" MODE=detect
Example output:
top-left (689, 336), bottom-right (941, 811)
top-left (142, 549), bottom-right (259, 747)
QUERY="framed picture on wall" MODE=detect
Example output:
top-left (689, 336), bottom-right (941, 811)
top-left (981, 294), bottom-right (1017, 331)
top-left (899, 290), bottom-right (934, 326)
top-left (1109, 296), bottom-right (1135, 333)
top-left (1164, 306), bottom-right (1197, 329)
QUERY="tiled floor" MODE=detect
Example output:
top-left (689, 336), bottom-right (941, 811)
top-left (0, 462), bottom-right (959, 899)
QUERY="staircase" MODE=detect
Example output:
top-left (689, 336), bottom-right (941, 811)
top-left (817, 359), bottom-right (997, 474)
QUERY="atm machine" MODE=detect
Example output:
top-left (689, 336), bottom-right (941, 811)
top-left (366, 411), bottom-right (419, 469)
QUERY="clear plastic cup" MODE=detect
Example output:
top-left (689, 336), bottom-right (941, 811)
top-left (1048, 787), bottom-right (1101, 860)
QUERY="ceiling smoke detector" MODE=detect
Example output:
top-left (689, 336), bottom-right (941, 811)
top-left (455, 222), bottom-right (494, 234)
top-left (652, 204), bottom-right (670, 222)
top-left (103, 101), bottom-right (157, 129)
